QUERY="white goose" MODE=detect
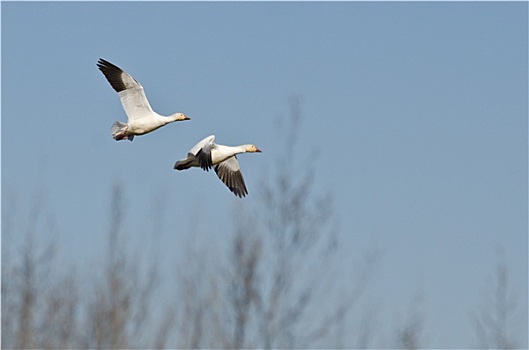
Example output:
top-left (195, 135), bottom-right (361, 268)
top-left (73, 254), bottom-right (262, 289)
top-left (97, 58), bottom-right (190, 141)
top-left (174, 135), bottom-right (262, 198)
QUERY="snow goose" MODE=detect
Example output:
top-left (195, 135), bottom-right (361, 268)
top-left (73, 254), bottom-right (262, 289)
top-left (97, 58), bottom-right (190, 141)
top-left (174, 135), bottom-right (262, 198)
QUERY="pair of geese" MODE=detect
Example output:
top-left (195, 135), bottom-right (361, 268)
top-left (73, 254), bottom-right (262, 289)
top-left (97, 58), bottom-right (261, 198)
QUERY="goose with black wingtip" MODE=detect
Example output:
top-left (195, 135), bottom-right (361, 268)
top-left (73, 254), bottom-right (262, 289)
top-left (174, 135), bottom-right (262, 198)
top-left (97, 58), bottom-right (190, 141)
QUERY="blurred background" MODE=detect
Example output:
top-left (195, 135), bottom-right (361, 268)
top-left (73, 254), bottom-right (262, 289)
top-left (2, 2), bottom-right (527, 348)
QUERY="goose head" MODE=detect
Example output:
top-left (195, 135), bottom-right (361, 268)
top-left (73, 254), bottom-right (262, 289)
top-left (245, 144), bottom-right (262, 153)
top-left (170, 112), bottom-right (191, 122)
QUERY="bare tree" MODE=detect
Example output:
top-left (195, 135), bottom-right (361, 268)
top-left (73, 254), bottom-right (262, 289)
top-left (395, 294), bottom-right (424, 350)
top-left (205, 97), bottom-right (379, 349)
top-left (253, 97), bottom-right (337, 348)
top-left (474, 249), bottom-right (524, 349)
top-left (170, 216), bottom-right (229, 349)
top-left (165, 97), bottom-right (353, 348)
top-left (84, 183), bottom-right (165, 349)
top-left (3, 99), bottom-right (380, 349)
top-left (2, 184), bottom-right (174, 349)
top-left (1, 189), bottom-right (82, 349)
top-left (229, 221), bottom-right (262, 349)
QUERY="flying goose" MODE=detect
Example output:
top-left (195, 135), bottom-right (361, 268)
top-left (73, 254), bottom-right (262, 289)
top-left (174, 135), bottom-right (262, 198)
top-left (97, 58), bottom-right (190, 141)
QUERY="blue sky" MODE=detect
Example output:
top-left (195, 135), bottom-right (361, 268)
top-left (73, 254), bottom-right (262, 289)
top-left (2, 2), bottom-right (527, 348)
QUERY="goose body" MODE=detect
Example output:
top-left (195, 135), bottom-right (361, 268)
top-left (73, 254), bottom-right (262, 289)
top-left (174, 135), bottom-right (261, 198)
top-left (97, 58), bottom-right (190, 141)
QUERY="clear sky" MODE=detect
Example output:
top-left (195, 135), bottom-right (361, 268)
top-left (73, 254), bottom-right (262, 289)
top-left (2, 2), bottom-right (527, 348)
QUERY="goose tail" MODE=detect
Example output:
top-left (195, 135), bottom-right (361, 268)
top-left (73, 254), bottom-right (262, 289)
top-left (174, 157), bottom-right (194, 171)
top-left (111, 121), bottom-right (133, 141)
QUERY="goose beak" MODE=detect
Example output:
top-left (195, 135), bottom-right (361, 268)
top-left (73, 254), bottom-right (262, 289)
top-left (256, 147), bottom-right (262, 153)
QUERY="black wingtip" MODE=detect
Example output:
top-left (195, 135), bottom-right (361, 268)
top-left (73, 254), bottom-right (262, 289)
top-left (97, 58), bottom-right (118, 69)
top-left (97, 58), bottom-right (127, 93)
top-left (232, 188), bottom-right (248, 198)
top-left (196, 149), bottom-right (213, 172)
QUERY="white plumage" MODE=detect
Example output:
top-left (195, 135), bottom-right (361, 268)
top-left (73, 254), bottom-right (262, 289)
top-left (97, 58), bottom-right (190, 141)
top-left (174, 135), bottom-right (262, 198)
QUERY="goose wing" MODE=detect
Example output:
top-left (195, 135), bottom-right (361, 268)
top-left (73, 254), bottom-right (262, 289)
top-left (97, 58), bottom-right (155, 121)
top-left (190, 135), bottom-right (215, 171)
top-left (214, 156), bottom-right (248, 198)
